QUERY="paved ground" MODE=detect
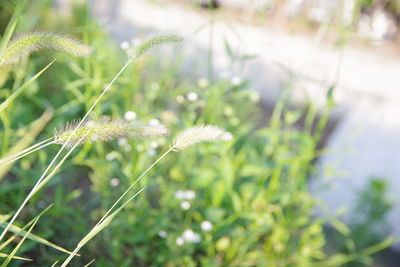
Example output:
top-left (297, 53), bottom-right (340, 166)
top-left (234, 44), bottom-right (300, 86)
top-left (89, 0), bottom-right (400, 239)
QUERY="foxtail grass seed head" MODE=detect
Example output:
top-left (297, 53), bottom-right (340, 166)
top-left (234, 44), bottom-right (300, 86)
top-left (54, 117), bottom-right (170, 148)
top-left (131, 34), bottom-right (183, 60)
top-left (0, 32), bottom-right (93, 65)
top-left (134, 121), bottom-right (169, 137)
top-left (173, 125), bottom-right (233, 151)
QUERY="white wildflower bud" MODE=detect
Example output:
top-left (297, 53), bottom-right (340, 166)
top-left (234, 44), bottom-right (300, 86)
top-left (231, 76), bottom-right (242, 85)
top-left (176, 95), bottom-right (185, 104)
top-left (184, 190), bottom-right (196, 200)
top-left (110, 178), bottom-right (120, 187)
top-left (149, 119), bottom-right (160, 126)
top-left (182, 229), bottom-right (201, 243)
top-left (158, 230), bottom-right (168, 238)
top-left (118, 138), bottom-right (128, 146)
top-left (180, 201), bottom-right (191, 210)
top-left (200, 221), bottom-right (213, 232)
top-left (147, 149), bottom-right (157, 157)
top-left (124, 111), bottom-right (137, 121)
top-left (186, 92), bottom-right (198, 102)
top-left (150, 141), bottom-right (158, 149)
top-left (174, 190), bottom-right (185, 200)
top-left (197, 78), bottom-right (209, 88)
top-left (106, 153), bottom-right (115, 161)
top-left (120, 41), bottom-right (130, 50)
top-left (176, 237), bottom-right (185, 246)
top-left (173, 125), bottom-right (233, 151)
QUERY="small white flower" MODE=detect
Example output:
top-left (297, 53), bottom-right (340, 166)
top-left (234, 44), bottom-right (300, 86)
top-left (106, 153), bottom-right (115, 161)
top-left (197, 78), bottom-right (209, 88)
top-left (120, 41), bottom-right (130, 50)
top-left (132, 38), bottom-right (142, 47)
top-left (118, 138), bottom-right (128, 146)
top-left (186, 92), bottom-right (198, 102)
top-left (182, 229), bottom-right (201, 243)
top-left (200, 221), bottom-right (213, 232)
top-left (136, 144), bottom-right (144, 152)
top-left (110, 178), bottom-right (120, 187)
top-left (158, 230), bottom-right (168, 238)
top-left (151, 82), bottom-right (160, 90)
top-left (124, 144), bottom-right (132, 152)
top-left (249, 91), bottom-right (260, 103)
top-left (231, 76), bottom-right (242, 85)
top-left (180, 201), bottom-right (191, 210)
top-left (174, 190), bottom-right (185, 199)
top-left (149, 119), bottom-right (160, 126)
top-left (224, 106), bottom-right (234, 117)
top-left (184, 190), bottom-right (196, 200)
top-left (147, 149), bottom-right (157, 157)
top-left (176, 95), bottom-right (185, 104)
top-left (192, 233), bottom-right (201, 243)
top-left (124, 111), bottom-right (137, 121)
top-left (150, 141), bottom-right (158, 149)
top-left (176, 236), bottom-right (185, 246)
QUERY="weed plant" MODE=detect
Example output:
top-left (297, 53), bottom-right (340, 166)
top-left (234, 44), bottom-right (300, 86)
top-left (0, 1), bottom-right (394, 266)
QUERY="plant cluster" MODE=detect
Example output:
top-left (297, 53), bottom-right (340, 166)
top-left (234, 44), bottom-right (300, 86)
top-left (0, 1), bottom-right (394, 266)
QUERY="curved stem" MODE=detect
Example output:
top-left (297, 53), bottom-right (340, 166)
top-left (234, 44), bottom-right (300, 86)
top-left (96, 146), bottom-right (173, 227)
top-left (0, 138), bottom-right (55, 166)
top-left (0, 60), bottom-right (133, 242)
top-left (61, 147), bottom-right (174, 267)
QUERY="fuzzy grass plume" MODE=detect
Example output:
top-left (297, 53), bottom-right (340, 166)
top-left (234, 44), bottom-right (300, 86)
top-left (173, 125), bottom-right (233, 151)
top-left (0, 32), bottom-right (92, 65)
top-left (61, 125), bottom-right (231, 266)
top-left (132, 35), bottom-right (183, 60)
top-left (54, 117), bottom-right (169, 148)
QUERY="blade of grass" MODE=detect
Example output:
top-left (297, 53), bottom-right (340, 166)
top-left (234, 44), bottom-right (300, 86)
top-left (0, 110), bottom-right (53, 180)
top-left (0, 34), bottom-right (183, 244)
top-left (0, 216), bottom-right (39, 267)
top-left (0, 204), bottom-right (53, 252)
top-left (0, 0), bottom-right (27, 61)
top-left (0, 133), bottom-right (86, 242)
top-left (61, 187), bottom-right (146, 266)
top-left (0, 253), bottom-right (32, 262)
top-left (0, 138), bottom-right (55, 167)
top-left (83, 258), bottom-right (95, 267)
top-left (0, 59), bottom-right (55, 113)
top-left (0, 205), bottom-right (79, 256)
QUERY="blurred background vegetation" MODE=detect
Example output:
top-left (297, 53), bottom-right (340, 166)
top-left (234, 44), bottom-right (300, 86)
top-left (0, 0), bottom-right (398, 266)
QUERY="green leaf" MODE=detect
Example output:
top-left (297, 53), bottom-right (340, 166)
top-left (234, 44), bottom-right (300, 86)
top-left (1, 216), bottom-right (38, 267)
top-left (0, 253), bottom-right (32, 262)
top-left (0, 59), bottom-right (55, 113)
top-left (0, 110), bottom-right (53, 180)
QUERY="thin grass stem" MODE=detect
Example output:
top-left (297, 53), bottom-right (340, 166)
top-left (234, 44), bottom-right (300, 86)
top-left (0, 138), bottom-right (55, 166)
top-left (96, 147), bottom-right (174, 227)
top-left (0, 59), bottom-right (132, 242)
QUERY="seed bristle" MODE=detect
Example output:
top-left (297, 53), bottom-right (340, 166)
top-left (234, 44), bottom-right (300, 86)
top-left (54, 117), bottom-right (170, 148)
top-left (0, 31), bottom-right (93, 65)
top-left (173, 125), bottom-right (233, 151)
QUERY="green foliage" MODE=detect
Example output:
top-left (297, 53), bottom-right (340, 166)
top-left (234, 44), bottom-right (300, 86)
top-left (0, 1), bottom-right (394, 266)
